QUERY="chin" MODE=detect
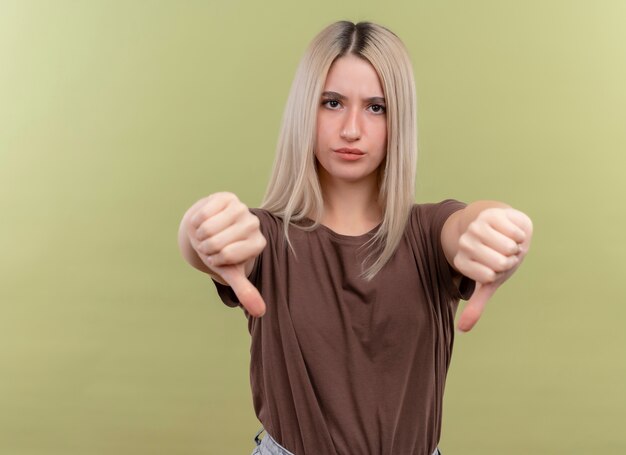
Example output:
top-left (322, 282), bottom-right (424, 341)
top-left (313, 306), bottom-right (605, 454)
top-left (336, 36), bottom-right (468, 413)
top-left (330, 171), bottom-right (378, 184)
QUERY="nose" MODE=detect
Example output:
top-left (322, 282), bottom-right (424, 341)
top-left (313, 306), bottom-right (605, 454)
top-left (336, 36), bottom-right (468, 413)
top-left (340, 108), bottom-right (361, 141)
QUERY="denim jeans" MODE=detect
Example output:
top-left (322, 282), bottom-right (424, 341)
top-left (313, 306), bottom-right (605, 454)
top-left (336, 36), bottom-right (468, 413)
top-left (251, 428), bottom-right (295, 455)
top-left (251, 427), bottom-right (442, 455)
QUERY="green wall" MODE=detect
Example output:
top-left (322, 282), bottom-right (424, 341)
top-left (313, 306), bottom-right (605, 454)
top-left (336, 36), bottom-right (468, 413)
top-left (1, 1), bottom-right (625, 453)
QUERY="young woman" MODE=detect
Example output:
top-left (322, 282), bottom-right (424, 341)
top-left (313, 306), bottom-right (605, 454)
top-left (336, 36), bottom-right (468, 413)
top-left (178, 21), bottom-right (532, 455)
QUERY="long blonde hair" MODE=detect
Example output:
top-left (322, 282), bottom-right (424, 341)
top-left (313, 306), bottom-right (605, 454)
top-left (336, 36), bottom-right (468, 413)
top-left (261, 21), bottom-right (417, 281)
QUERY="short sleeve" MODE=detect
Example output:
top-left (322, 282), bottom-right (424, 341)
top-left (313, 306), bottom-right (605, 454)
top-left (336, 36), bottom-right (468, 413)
top-left (411, 200), bottom-right (475, 301)
top-left (212, 279), bottom-right (243, 308)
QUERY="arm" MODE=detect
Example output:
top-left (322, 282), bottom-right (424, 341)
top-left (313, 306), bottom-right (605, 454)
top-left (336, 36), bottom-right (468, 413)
top-left (441, 201), bottom-right (533, 332)
top-left (177, 192), bottom-right (267, 316)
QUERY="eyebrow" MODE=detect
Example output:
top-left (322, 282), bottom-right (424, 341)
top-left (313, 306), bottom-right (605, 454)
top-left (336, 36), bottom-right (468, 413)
top-left (321, 91), bottom-right (386, 104)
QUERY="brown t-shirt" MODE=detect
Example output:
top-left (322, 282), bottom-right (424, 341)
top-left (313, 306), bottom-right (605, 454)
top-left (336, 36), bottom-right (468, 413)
top-left (212, 200), bottom-right (474, 455)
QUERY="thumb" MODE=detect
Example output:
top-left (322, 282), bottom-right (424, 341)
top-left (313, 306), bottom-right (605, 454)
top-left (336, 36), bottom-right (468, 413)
top-left (457, 282), bottom-right (498, 333)
top-left (216, 265), bottom-right (267, 318)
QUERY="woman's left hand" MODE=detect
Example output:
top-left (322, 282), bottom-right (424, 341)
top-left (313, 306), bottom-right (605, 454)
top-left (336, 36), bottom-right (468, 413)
top-left (453, 207), bottom-right (533, 332)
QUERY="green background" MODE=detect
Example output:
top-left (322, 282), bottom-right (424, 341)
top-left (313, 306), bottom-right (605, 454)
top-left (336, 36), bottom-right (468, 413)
top-left (1, 1), bottom-right (625, 453)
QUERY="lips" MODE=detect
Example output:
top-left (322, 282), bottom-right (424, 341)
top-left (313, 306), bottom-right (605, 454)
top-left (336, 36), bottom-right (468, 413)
top-left (335, 148), bottom-right (365, 155)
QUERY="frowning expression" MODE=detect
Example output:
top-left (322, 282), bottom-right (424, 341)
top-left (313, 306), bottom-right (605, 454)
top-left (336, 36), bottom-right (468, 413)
top-left (315, 55), bottom-right (387, 186)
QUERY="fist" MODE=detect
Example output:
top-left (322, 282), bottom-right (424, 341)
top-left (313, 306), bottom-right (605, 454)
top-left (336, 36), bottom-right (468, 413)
top-left (186, 192), bottom-right (267, 317)
top-left (454, 207), bottom-right (533, 332)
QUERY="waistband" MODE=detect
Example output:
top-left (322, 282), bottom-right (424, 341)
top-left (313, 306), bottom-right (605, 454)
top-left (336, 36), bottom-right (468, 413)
top-left (253, 427), bottom-right (441, 455)
top-left (254, 428), bottom-right (295, 455)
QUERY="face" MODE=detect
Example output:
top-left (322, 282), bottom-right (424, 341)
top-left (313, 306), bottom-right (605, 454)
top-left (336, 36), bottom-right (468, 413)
top-left (315, 55), bottom-right (387, 187)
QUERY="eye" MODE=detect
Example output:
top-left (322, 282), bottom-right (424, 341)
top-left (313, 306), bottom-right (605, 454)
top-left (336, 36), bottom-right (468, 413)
top-left (368, 104), bottom-right (386, 114)
top-left (322, 99), bottom-right (341, 109)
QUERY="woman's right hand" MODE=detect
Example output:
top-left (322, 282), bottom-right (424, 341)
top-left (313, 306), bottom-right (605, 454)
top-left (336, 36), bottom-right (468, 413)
top-left (185, 192), bottom-right (267, 317)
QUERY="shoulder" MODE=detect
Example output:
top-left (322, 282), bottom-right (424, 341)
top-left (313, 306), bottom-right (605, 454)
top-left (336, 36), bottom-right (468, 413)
top-left (410, 199), bottom-right (466, 225)
top-left (247, 208), bottom-right (287, 243)
top-left (249, 208), bottom-right (276, 222)
top-left (408, 199), bottom-right (467, 239)
top-left (249, 208), bottom-right (283, 226)
top-left (410, 199), bottom-right (466, 219)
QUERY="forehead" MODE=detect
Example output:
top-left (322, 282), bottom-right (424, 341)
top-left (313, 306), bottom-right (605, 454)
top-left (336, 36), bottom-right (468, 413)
top-left (323, 55), bottom-right (383, 95)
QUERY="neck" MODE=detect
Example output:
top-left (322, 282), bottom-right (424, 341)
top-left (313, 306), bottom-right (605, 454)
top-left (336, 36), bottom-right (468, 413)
top-left (316, 168), bottom-right (383, 235)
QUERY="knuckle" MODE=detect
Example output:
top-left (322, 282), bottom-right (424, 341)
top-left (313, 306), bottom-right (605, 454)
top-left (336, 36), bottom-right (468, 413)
top-left (488, 253), bottom-right (508, 270)
top-left (212, 191), bottom-right (236, 207)
top-left (195, 224), bottom-right (208, 239)
top-left (193, 208), bottom-right (208, 225)
top-left (458, 234), bottom-right (471, 251)
top-left (194, 198), bottom-right (211, 215)
top-left (507, 241), bottom-right (519, 255)
top-left (256, 235), bottom-right (267, 251)
top-left (467, 221), bottom-right (481, 236)
top-left (475, 211), bottom-right (489, 222)
top-left (235, 203), bottom-right (248, 217)
top-left (225, 194), bottom-right (236, 206)
top-left (203, 238), bottom-right (218, 253)
top-left (220, 247), bottom-right (235, 263)
top-left (495, 256), bottom-right (509, 271)
top-left (484, 207), bottom-right (501, 217)
top-left (195, 241), bottom-right (206, 255)
top-left (215, 191), bottom-right (234, 200)
top-left (209, 253), bottom-right (223, 266)
top-left (482, 269), bottom-right (497, 283)
top-left (245, 216), bottom-right (258, 232)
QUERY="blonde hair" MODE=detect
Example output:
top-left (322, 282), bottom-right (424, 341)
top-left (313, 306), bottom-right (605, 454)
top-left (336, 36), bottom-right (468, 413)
top-left (261, 21), bottom-right (417, 281)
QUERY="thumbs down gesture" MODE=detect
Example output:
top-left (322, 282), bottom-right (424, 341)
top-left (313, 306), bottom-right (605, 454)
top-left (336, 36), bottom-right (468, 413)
top-left (444, 205), bottom-right (533, 333)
